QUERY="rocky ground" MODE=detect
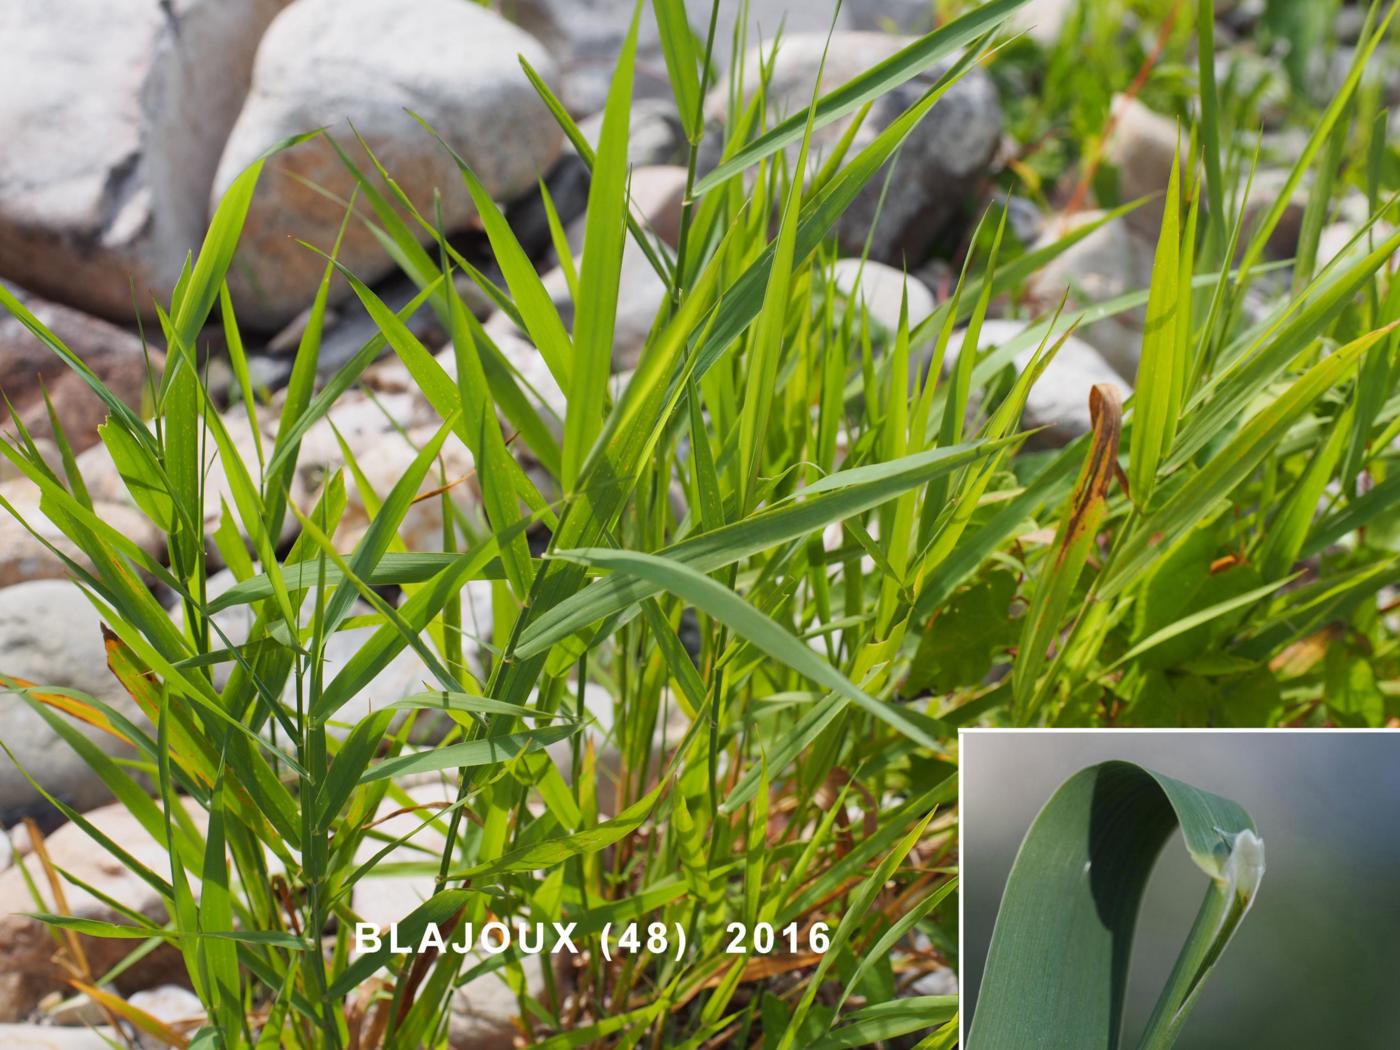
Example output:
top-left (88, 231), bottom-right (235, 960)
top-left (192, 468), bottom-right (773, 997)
top-left (0, 0), bottom-right (1391, 1044)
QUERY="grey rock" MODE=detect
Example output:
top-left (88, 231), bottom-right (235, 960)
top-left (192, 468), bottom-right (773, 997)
top-left (576, 99), bottom-right (687, 169)
top-left (0, 0), bottom-right (287, 322)
top-left (0, 581), bottom-right (151, 822)
top-left (500, 0), bottom-right (842, 117)
top-left (1006, 196), bottom-right (1046, 246)
top-left (1, 288), bottom-right (164, 455)
top-left (1239, 168), bottom-right (1308, 262)
top-left (1214, 51), bottom-right (1290, 128)
top-left (1024, 210), bottom-right (1154, 380)
top-left (265, 273), bottom-right (457, 379)
top-left (213, 0), bottom-right (563, 329)
top-left (707, 32), bottom-right (1002, 263)
top-left (845, 0), bottom-right (937, 33)
top-left (1237, 173), bottom-right (1379, 265)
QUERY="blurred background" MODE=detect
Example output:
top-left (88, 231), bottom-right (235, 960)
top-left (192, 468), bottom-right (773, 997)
top-left (962, 731), bottom-right (1400, 1048)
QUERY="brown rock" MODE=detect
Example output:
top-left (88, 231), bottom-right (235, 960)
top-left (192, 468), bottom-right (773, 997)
top-left (627, 166), bottom-right (687, 249)
top-left (0, 801), bottom-right (201, 1021)
top-left (0, 490), bottom-right (164, 589)
top-left (1104, 95), bottom-right (1182, 238)
top-left (0, 288), bottom-right (163, 454)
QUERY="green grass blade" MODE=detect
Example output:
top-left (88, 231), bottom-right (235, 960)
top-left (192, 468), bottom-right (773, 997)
top-left (558, 548), bottom-right (945, 749)
top-left (1129, 141), bottom-right (1184, 506)
top-left (359, 724), bottom-right (578, 783)
top-left (1103, 322), bottom-right (1396, 597)
top-left (694, 0), bottom-right (1031, 194)
top-left (565, 4), bottom-right (640, 490)
top-left (516, 439), bottom-right (1006, 656)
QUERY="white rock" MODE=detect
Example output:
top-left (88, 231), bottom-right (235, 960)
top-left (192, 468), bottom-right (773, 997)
top-left (68, 411), bottom-right (303, 560)
top-left (707, 33), bottom-right (1001, 262)
top-left (318, 623), bottom-right (436, 733)
top-left (0, 1026), bottom-right (121, 1049)
top-left (534, 236), bottom-right (669, 373)
top-left (292, 392), bottom-right (476, 552)
top-left (1024, 210), bottom-right (1154, 380)
top-left (829, 259), bottom-right (937, 336)
top-left (0, 0), bottom-right (287, 322)
top-left (0, 830), bottom-right (10, 873)
top-left (449, 952), bottom-right (549, 1050)
top-left (351, 781), bottom-right (453, 931)
top-left (942, 319), bottom-right (1129, 447)
top-left (1008, 0), bottom-right (1077, 46)
top-left (545, 682), bottom-right (691, 817)
top-left (0, 801), bottom-right (202, 1020)
top-left (127, 984), bottom-right (205, 1048)
top-left (910, 965), bottom-right (958, 996)
top-left (0, 580), bottom-right (153, 820)
top-left (213, 0), bottom-right (563, 329)
top-left (432, 320), bottom-right (569, 467)
top-left (41, 990), bottom-right (107, 1028)
top-left (1316, 221), bottom-right (1396, 267)
top-left (624, 165), bottom-right (688, 250)
top-left (0, 439), bottom-right (62, 485)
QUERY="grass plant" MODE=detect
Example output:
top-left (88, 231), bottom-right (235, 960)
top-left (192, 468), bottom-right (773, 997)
top-left (0, 0), bottom-right (1396, 1046)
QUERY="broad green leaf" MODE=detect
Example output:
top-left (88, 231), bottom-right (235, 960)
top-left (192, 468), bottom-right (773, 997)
top-left (968, 761), bottom-right (1262, 1050)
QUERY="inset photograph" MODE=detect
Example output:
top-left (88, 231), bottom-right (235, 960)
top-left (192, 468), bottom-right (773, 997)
top-left (961, 730), bottom-right (1400, 1049)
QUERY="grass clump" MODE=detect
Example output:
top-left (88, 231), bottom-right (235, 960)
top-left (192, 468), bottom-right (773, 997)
top-left (0, 0), bottom-right (1396, 1046)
